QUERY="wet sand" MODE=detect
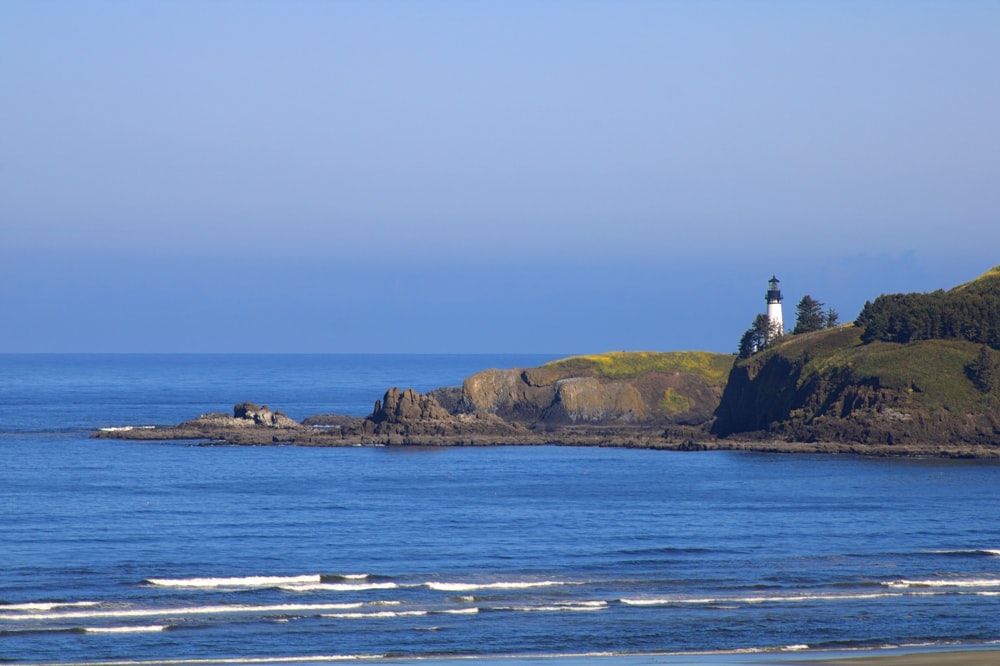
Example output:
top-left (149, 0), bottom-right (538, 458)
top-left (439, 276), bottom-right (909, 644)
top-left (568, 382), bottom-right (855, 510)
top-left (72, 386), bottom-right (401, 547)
top-left (794, 647), bottom-right (1000, 665)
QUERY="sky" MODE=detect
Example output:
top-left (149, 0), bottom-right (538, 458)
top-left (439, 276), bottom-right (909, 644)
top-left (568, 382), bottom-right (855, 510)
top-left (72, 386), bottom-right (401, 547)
top-left (2, 1), bottom-right (998, 354)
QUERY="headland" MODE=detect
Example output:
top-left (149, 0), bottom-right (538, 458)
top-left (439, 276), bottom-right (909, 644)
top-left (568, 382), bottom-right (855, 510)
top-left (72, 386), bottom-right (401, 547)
top-left (94, 266), bottom-right (1000, 458)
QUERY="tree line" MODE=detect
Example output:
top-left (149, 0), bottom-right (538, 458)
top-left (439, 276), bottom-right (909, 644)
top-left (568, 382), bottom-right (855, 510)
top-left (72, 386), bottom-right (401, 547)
top-left (855, 288), bottom-right (1000, 348)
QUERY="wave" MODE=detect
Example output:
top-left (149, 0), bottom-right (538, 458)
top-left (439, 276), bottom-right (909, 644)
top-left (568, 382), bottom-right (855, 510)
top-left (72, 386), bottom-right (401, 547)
top-left (146, 574), bottom-right (322, 589)
top-left (927, 549), bottom-right (1000, 557)
top-left (0, 602), bottom-right (366, 622)
top-left (620, 591), bottom-right (901, 606)
top-left (0, 601), bottom-right (100, 612)
top-left (423, 580), bottom-right (569, 592)
top-left (618, 546), bottom-right (717, 556)
top-left (83, 625), bottom-right (168, 634)
top-left (324, 608), bottom-right (479, 619)
top-left (280, 582), bottom-right (398, 593)
top-left (923, 548), bottom-right (1000, 557)
top-left (490, 601), bottom-right (607, 613)
top-left (883, 578), bottom-right (1000, 588)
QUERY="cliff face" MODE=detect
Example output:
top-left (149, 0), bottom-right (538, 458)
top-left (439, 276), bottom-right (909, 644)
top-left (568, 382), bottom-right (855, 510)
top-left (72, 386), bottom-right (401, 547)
top-left (712, 325), bottom-right (1000, 447)
top-left (457, 351), bottom-right (733, 426)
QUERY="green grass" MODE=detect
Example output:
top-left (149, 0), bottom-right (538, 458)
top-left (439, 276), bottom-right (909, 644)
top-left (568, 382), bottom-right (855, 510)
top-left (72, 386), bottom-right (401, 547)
top-left (658, 388), bottom-right (692, 414)
top-left (952, 264), bottom-right (1000, 292)
top-left (757, 326), bottom-right (989, 413)
top-left (544, 351), bottom-right (734, 385)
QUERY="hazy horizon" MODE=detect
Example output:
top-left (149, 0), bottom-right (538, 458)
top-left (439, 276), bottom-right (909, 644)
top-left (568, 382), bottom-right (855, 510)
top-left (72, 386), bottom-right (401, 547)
top-left (3, 2), bottom-right (998, 353)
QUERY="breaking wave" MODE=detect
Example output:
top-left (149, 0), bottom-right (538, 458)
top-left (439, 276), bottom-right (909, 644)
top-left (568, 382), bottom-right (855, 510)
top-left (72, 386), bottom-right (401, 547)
top-left (146, 575), bottom-right (323, 589)
top-left (423, 580), bottom-right (569, 592)
top-left (0, 602), bottom-right (366, 622)
top-left (883, 578), bottom-right (1000, 589)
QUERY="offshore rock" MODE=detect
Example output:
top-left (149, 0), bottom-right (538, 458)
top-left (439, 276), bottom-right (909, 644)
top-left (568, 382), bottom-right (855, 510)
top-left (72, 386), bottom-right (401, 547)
top-left (233, 402), bottom-right (299, 427)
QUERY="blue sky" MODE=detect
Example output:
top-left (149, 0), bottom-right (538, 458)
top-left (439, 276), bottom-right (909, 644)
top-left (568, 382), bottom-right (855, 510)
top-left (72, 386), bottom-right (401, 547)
top-left (2, 1), bottom-right (998, 353)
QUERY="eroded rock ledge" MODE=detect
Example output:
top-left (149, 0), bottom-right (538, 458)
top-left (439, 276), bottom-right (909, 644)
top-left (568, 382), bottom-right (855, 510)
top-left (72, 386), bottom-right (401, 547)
top-left (92, 390), bottom-right (1000, 458)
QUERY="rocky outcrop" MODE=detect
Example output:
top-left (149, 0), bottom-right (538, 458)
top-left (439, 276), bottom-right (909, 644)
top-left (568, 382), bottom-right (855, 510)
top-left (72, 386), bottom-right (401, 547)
top-left (371, 388), bottom-right (452, 424)
top-left (544, 377), bottom-right (646, 423)
top-left (93, 352), bottom-right (734, 449)
top-left (92, 401), bottom-right (311, 445)
top-left (339, 387), bottom-right (525, 441)
top-left (233, 402), bottom-right (299, 427)
top-left (712, 325), bottom-right (1000, 449)
top-left (457, 356), bottom-right (727, 427)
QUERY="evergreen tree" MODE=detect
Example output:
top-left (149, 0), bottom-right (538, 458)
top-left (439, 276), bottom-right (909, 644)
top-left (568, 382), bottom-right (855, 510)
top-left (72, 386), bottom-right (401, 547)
top-left (738, 314), bottom-right (782, 358)
top-left (793, 295), bottom-right (826, 334)
top-left (967, 345), bottom-right (1000, 394)
top-left (825, 308), bottom-right (840, 328)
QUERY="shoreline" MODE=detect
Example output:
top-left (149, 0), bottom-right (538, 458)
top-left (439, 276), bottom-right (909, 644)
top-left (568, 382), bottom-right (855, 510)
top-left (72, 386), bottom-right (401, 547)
top-left (92, 423), bottom-right (1000, 459)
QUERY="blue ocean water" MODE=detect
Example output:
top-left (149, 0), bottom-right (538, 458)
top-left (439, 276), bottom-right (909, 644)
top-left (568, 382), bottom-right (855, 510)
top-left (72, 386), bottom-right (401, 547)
top-left (3, 354), bottom-right (1000, 665)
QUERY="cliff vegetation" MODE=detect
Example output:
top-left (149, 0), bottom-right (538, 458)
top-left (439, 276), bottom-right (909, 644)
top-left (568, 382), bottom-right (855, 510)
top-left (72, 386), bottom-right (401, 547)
top-left (713, 266), bottom-right (1000, 449)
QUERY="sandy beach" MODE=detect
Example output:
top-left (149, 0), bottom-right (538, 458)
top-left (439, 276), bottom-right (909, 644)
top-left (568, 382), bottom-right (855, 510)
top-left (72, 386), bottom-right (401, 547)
top-left (794, 647), bottom-right (1000, 665)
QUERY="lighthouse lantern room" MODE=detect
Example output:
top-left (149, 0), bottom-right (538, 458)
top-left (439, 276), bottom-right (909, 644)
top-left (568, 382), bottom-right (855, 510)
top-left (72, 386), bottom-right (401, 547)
top-left (765, 276), bottom-right (783, 336)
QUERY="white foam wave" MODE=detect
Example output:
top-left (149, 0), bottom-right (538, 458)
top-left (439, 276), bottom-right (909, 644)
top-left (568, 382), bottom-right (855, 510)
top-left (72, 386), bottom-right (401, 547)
top-left (424, 580), bottom-right (568, 592)
top-left (280, 582), bottom-right (398, 593)
top-left (324, 607), bottom-right (479, 620)
top-left (0, 602), bottom-right (364, 622)
top-left (441, 607), bottom-right (479, 614)
top-left (146, 574), bottom-right (321, 589)
top-left (324, 610), bottom-right (428, 619)
top-left (98, 425), bottom-right (155, 432)
top-left (621, 592), bottom-right (899, 606)
top-left (928, 549), bottom-right (1000, 557)
top-left (84, 625), bottom-right (167, 634)
top-left (495, 601), bottom-right (607, 613)
top-left (883, 578), bottom-right (1000, 589)
top-left (1, 601), bottom-right (100, 612)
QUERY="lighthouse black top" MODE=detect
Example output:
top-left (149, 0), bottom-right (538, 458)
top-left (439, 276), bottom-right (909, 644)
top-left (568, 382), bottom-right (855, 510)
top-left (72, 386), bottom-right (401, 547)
top-left (766, 276), bottom-right (782, 304)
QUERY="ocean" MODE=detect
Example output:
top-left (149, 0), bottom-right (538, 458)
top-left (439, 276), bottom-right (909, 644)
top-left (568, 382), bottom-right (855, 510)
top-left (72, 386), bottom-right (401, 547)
top-left (3, 354), bottom-right (1000, 665)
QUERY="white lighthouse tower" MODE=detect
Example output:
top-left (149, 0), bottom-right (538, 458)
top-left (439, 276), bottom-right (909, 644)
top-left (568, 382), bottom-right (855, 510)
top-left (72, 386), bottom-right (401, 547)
top-left (765, 275), bottom-right (783, 339)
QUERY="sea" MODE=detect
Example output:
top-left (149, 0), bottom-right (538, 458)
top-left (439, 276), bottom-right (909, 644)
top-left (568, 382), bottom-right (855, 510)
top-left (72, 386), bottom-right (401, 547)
top-left (3, 354), bottom-right (1000, 666)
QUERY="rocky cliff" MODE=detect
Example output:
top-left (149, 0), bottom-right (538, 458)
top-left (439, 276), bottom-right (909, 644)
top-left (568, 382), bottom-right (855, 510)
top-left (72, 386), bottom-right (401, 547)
top-left (457, 351), bottom-right (733, 426)
top-left (712, 324), bottom-right (1000, 448)
top-left (95, 352), bottom-right (734, 449)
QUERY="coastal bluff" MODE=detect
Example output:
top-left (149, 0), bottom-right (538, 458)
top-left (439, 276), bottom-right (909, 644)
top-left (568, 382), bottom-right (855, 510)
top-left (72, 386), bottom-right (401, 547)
top-left (92, 265), bottom-right (1000, 458)
top-left (93, 352), bottom-right (733, 449)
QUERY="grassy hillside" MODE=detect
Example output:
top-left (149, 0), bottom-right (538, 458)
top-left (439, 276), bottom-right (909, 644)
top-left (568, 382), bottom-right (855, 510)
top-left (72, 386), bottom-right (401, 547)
top-left (543, 351), bottom-right (733, 385)
top-left (715, 321), bottom-right (1000, 444)
top-left (762, 325), bottom-right (992, 413)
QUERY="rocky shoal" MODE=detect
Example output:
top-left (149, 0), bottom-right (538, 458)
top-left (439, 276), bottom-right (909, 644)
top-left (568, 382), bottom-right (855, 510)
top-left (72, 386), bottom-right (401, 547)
top-left (91, 399), bottom-right (1000, 459)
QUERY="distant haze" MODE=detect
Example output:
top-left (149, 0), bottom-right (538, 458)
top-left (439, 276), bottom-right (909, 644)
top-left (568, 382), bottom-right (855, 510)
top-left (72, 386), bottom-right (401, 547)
top-left (2, 2), bottom-right (998, 353)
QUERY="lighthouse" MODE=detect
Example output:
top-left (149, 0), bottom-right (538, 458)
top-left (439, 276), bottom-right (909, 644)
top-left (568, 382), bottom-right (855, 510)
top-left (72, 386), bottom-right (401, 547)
top-left (765, 276), bottom-right (783, 338)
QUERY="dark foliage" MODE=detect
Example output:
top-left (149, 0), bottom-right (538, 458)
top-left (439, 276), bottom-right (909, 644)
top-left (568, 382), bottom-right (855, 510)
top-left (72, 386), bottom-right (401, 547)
top-left (793, 295), bottom-right (826, 334)
top-left (855, 286), bottom-right (1000, 349)
top-left (967, 345), bottom-right (1000, 393)
top-left (738, 314), bottom-right (782, 358)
